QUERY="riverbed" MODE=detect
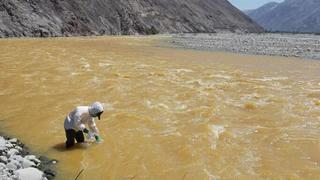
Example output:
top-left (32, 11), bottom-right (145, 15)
top-left (0, 35), bottom-right (319, 179)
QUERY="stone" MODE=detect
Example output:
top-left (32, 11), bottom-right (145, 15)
top-left (171, 33), bottom-right (320, 60)
top-left (44, 169), bottom-right (56, 179)
top-left (10, 159), bottom-right (21, 169)
top-left (0, 146), bottom-right (7, 151)
top-left (15, 167), bottom-right (45, 180)
top-left (6, 143), bottom-right (14, 149)
top-left (22, 158), bottom-right (36, 168)
top-left (8, 138), bottom-right (18, 144)
top-left (15, 146), bottom-right (23, 151)
top-left (12, 155), bottom-right (24, 163)
top-left (6, 162), bottom-right (17, 171)
top-left (0, 162), bottom-right (6, 169)
top-left (5, 142), bottom-right (14, 148)
top-left (7, 149), bottom-right (19, 157)
top-left (0, 155), bottom-right (8, 163)
top-left (0, 137), bottom-right (7, 151)
top-left (0, 136), bottom-right (6, 144)
top-left (25, 155), bottom-right (41, 164)
top-left (0, 174), bottom-right (10, 180)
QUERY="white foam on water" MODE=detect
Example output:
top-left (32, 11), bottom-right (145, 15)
top-left (159, 127), bottom-right (181, 137)
top-left (170, 68), bottom-right (194, 73)
top-left (102, 103), bottom-right (114, 111)
top-left (80, 57), bottom-right (92, 71)
top-left (240, 151), bottom-right (260, 175)
top-left (82, 63), bottom-right (91, 69)
top-left (231, 126), bottom-right (259, 139)
top-left (209, 125), bottom-right (225, 150)
top-left (251, 76), bottom-right (289, 82)
top-left (145, 100), bottom-right (169, 110)
top-left (92, 76), bottom-right (99, 82)
top-left (203, 168), bottom-right (220, 180)
top-left (98, 63), bottom-right (112, 68)
top-left (71, 72), bottom-right (80, 76)
top-left (186, 79), bottom-right (206, 87)
top-left (210, 74), bottom-right (232, 80)
top-left (210, 125), bottom-right (225, 139)
top-left (174, 102), bottom-right (187, 111)
top-left (138, 64), bottom-right (153, 68)
top-left (157, 103), bottom-right (170, 110)
top-left (145, 100), bottom-right (152, 109)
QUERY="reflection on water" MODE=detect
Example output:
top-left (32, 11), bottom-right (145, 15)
top-left (0, 36), bottom-right (319, 179)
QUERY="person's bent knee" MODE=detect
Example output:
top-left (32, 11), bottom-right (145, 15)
top-left (75, 131), bottom-right (85, 143)
top-left (65, 129), bottom-right (76, 148)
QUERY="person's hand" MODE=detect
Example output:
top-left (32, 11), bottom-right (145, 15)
top-left (95, 135), bottom-right (102, 142)
top-left (83, 128), bottom-right (89, 134)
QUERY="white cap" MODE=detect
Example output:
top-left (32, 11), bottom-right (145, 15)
top-left (89, 102), bottom-right (104, 119)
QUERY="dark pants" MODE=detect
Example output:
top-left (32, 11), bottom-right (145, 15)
top-left (65, 129), bottom-right (85, 148)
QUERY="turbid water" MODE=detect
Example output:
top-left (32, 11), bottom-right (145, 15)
top-left (0, 36), bottom-right (319, 179)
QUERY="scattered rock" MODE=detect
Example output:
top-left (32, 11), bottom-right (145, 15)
top-left (171, 33), bottom-right (320, 60)
top-left (11, 155), bottom-right (24, 163)
top-left (44, 169), bottom-right (56, 179)
top-left (0, 136), bottom-right (6, 144)
top-left (22, 158), bottom-right (36, 168)
top-left (25, 155), bottom-right (41, 165)
top-left (10, 159), bottom-right (21, 169)
top-left (0, 137), bottom-right (7, 151)
top-left (5, 142), bottom-right (14, 148)
top-left (0, 146), bottom-right (7, 151)
top-left (0, 156), bottom-right (8, 163)
top-left (0, 135), bottom-right (57, 179)
top-left (7, 148), bottom-right (19, 157)
top-left (15, 167), bottom-right (46, 180)
top-left (8, 138), bottom-right (18, 144)
top-left (15, 146), bottom-right (23, 151)
top-left (6, 162), bottom-right (17, 171)
top-left (0, 162), bottom-right (6, 169)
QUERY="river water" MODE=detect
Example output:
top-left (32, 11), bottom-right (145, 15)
top-left (0, 36), bottom-right (319, 179)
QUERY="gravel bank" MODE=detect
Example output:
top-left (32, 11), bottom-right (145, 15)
top-left (0, 135), bottom-right (56, 180)
top-left (169, 33), bottom-right (320, 60)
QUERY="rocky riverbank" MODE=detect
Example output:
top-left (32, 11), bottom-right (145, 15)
top-left (169, 33), bottom-right (320, 60)
top-left (0, 135), bottom-right (56, 180)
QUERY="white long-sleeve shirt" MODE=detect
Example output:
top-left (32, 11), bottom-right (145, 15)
top-left (64, 106), bottom-right (99, 134)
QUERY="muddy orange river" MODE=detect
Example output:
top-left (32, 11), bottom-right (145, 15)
top-left (0, 36), bottom-right (319, 179)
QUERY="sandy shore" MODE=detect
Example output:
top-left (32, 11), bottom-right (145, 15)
top-left (0, 135), bottom-right (56, 180)
top-left (169, 33), bottom-right (320, 60)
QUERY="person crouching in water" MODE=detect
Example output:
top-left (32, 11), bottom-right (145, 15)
top-left (64, 102), bottom-right (104, 148)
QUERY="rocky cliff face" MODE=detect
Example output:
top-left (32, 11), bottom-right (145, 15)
top-left (0, 0), bottom-right (263, 37)
top-left (245, 0), bottom-right (320, 33)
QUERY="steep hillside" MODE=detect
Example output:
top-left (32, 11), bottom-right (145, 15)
top-left (0, 0), bottom-right (263, 37)
top-left (246, 0), bottom-right (320, 33)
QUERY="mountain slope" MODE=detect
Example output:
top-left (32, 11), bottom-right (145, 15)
top-left (0, 0), bottom-right (263, 37)
top-left (246, 0), bottom-right (320, 33)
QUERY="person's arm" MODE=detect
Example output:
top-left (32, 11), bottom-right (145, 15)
top-left (88, 118), bottom-right (99, 135)
top-left (88, 119), bottom-right (102, 142)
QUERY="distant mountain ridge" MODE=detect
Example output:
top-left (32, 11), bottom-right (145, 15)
top-left (0, 0), bottom-right (263, 37)
top-left (245, 0), bottom-right (320, 33)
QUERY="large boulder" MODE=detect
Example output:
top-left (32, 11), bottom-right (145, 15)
top-left (15, 167), bottom-right (46, 180)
